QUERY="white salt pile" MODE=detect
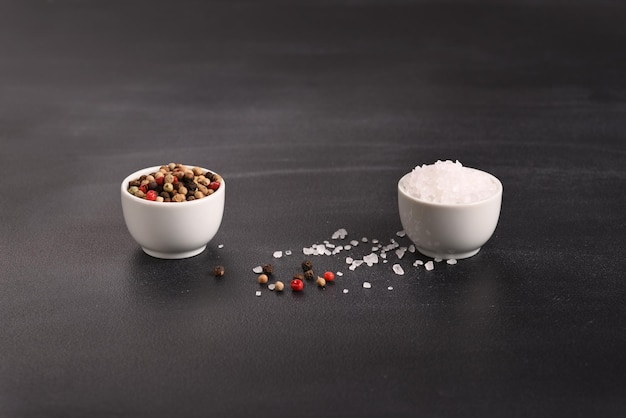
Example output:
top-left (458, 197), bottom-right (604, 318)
top-left (402, 160), bottom-right (498, 204)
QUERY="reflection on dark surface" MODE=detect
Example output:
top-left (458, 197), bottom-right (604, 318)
top-left (126, 246), bottom-right (233, 308)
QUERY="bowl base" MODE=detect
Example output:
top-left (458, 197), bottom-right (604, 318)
top-left (142, 245), bottom-right (207, 259)
top-left (416, 247), bottom-right (480, 260)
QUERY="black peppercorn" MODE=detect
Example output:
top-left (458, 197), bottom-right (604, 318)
top-left (213, 265), bottom-right (225, 277)
top-left (301, 260), bottom-right (313, 272)
top-left (262, 264), bottom-right (274, 275)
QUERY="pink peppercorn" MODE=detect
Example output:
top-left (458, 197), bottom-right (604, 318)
top-left (146, 190), bottom-right (158, 201)
top-left (291, 279), bottom-right (304, 292)
top-left (209, 181), bottom-right (220, 191)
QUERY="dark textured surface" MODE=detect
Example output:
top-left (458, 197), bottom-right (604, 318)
top-left (1, 1), bottom-right (625, 417)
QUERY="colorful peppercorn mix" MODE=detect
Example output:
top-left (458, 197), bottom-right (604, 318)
top-left (127, 163), bottom-right (222, 202)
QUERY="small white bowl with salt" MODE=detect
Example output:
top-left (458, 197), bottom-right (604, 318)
top-left (398, 160), bottom-right (502, 259)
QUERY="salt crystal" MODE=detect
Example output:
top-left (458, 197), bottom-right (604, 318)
top-left (446, 259), bottom-right (457, 265)
top-left (388, 286), bottom-right (393, 291)
top-left (372, 246), bottom-right (380, 252)
top-left (434, 257), bottom-right (442, 263)
top-left (316, 244), bottom-right (326, 254)
top-left (425, 261), bottom-right (434, 271)
top-left (343, 289), bottom-right (349, 294)
top-left (361, 237), bottom-right (368, 242)
top-left (413, 260), bottom-right (424, 266)
top-left (268, 284), bottom-right (276, 291)
top-left (285, 250), bottom-right (292, 256)
top-left (380, 252), bottom-right (387, 259)
top-left (344, 245), bottom-right (352, 250)
top-left (336, 271), bottom-right (343, 276)
top-left (273, 251), bottom-right (283, 258)
top-left (218, 244), bottom-right (224, 249)
top-left (303, 247), bottom-right (313, 255)
top-left (255, 291), bottom-right (262, 297)
top-left (401, 160), bottom-right (498, 204)
top-left (392, 264), bottom-right (405, 275)
top-left (372, 239), bottom-right (379, 244)
top-left (408, 245), bottom-right (415, 253)
top-left (396, 247), bottom-right (406, 259)
top-left (363, 282), bottom-right (371, 289)
top-left (363, 253), bottom-right (379, 266)
top-left (332, 228), bottom-right (348, 240)
top-left (396, 230), bottom-right (406, 237)
top-left (325, 243), bottom-right (335, 249)
top-left (350, 240), bottom-right (359, 246)
top-left (253, 266), bottom-right (263, 274)
top-left (346, 257), bottom-right (354, 264)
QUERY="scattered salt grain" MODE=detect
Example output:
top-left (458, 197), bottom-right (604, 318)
top-left (363, 282), bottom-right (372, 289)
top-left (388, 286), bottom-right (393, 291)
top-left (402, 160), bottom-right (498, 204)
top-left (268, 284), bottom-right (276, 291)
top-left (395, 247), bottom-right (406, 260)
top-left (425, 261), bottom-right (434, 271)
top-left (346, 257), bottom-right (354, 264)
top-left (218, 244), bottom-right (224, 249)
top-left (344, 245), bottom-right (352, 250)
top-left (343, 289), bottom-right (349, 294)
top-left (396, 230), bottom-right (406, 237)
top-left (255, 291), bottom-right (262, 297)
top-left (361, 237), bottom-right (368, 242)
top-left (350, 240), bottom-right (359, 246)
top-left (392, 264), bottom-right (405, 275)
top-left (285, 250), bottom-right (292, 256)
top-left (408, 245), bottom-right (415, 253)
top-left (446, 259), bottom-right (458, 265)
top-left (380, 252), bottom-right (387, 259)
top-left (434, 257), bottom-right (443, 263)
top-left (363, 253), bottom-right (379, 266)
top-left (253, 266), bottom-right (263, 274)
top-left (413, 260), bottom-right (424, 267)
top-left (332, 228), bottom-right (348, 240)
top-left (273, 251), bottom-right (283, 259)
top-left (372, 239), bottom-right (379, 244)
top-left (336, 271), bottom-right (343, 276)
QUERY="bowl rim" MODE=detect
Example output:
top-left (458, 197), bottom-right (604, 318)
top-left (121, 165), bottom-right (225, 207)
top-left (398, 167), bottom-right (502, 209)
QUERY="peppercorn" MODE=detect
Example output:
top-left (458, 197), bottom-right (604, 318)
top-left (128, 186), bottom-right (139, 195)
top-left (274, 281), bottom-right (285, 292)
top-left (184, 170), bottom-right (194, 181)
top-left (164, 174), bottom-right (175, 184)
top-left (304, 270), bottom-right (315, 281)
top-left (194, 191), bottom-right (204, 199)
top-left (172, 194), bottom-right (185, 202)
top-left (148, 181), bottom-right (158, 190)
top-left (146, 190), bottom-right (157, 201)
top-left (262, 264), bottom-right (274, 275)
top-left (192, 166), bottom-right (204, 176)
top-left (290, 279), bottom-right (304, 292)
top-left (316, 277), bottom-right (326, 287)
top-left (293, 273), bottom-right (304, 281)
top-left (258, 274), bottom-right (269, 284)
top-left (323, 271), bottom-right (335, 282)
top-left (209, 181), bottom-right (220, 191)
top-left (301, 260), bottom-right (313, 271)
top-left (213, 265), bottom-right (225, 277)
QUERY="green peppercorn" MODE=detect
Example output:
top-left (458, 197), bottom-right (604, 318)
top-left (163, 182), bottom-right (174, 193)
top-left (128, 186), bottom-right (139, 195)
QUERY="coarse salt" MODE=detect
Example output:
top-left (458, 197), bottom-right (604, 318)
top-left (392, 264), bottom-right (405, 275)
top-left (425, 261), bottom-right (434, 271)
top-left (402, 160), bottom-right (498, 204)
top-left (253, 266), bottom-right (263, 274)
top-left (363, 282), bottom-right (372, 289)
top-left (446, 259), bottom-right (457, 265)
top-left (273, 251), bottom-right (283, 258)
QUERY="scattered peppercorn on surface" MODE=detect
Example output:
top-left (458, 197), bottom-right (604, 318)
top-left (127, 163), bottom-right (222, 202)
top-left (251, 228), bottom-right (460, 298)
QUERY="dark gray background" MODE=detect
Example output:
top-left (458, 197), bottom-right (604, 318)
top-left (1, 0), bottom-right (625, 417)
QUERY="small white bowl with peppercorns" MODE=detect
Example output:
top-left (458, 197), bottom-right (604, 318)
top-left (121, 163), bottom-right (225, 259)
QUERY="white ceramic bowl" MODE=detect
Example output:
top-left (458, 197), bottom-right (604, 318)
top-left (121, 166), bottom-right (225, 259)
top-left (398, 168), bottom-right (502, 259)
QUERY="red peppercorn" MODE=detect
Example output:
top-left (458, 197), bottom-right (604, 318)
top-left (172, 176), bottom-right (179, 185)
top-left (139, 184), bottom-right (149, 194)
top-left (323, 271), bottom-right (335, 282)
top-left (209, 181), bottom-right (220, 191)
top-left (290, 279), bottom-right (304, 292)
top-left (156, 176), bottom-right (164, 186)
top-left (146, 190), bottom-right (158, 201)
